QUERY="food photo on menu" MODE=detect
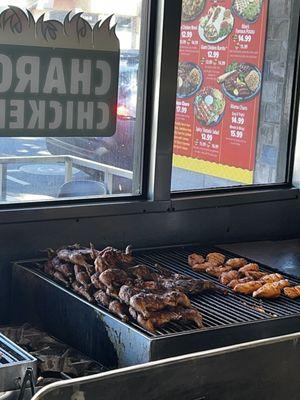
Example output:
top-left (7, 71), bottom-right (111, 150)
top-left (199, 5), bottom-right (234, 44)
top-left (217, 61), bottom-right (262, 102)
top-left (174, 0), bottom-right (268, 181)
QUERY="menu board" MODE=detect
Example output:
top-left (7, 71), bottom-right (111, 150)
top-left (173, 0), bottom-right (269, 184)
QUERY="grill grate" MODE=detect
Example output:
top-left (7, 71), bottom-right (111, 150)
top-left (133, 245), bottom-right (300, 335)
top-left (28, 245), bottom-right (300, 338)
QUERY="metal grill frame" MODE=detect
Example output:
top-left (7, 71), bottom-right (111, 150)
top-left (10, 246), bottom-right (300, 368)
top-left (0, 333), bottom-right (37, 392)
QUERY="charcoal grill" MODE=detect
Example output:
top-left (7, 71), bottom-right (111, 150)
top-left (11, 245), bottom-right (300, 368)
top-left (0, 333), bottom-right (36, 392)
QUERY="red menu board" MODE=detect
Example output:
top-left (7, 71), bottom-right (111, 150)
top-left (173, 0), bottom-right (269, 184)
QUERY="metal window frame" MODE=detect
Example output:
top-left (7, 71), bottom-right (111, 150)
top-left (0, 0), bottom-right (299, 222)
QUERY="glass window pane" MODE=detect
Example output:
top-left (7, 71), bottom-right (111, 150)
top-left (172, 0), bottom-right (294, 191)
top-left (0, 0), bottom-right (147, 203)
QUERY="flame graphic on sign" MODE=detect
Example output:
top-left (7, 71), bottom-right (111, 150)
top-left (0, 6), bottom-right (119, 51)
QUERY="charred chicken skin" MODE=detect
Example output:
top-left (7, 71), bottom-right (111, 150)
top-left (260, 273), bottom-right (284, 284)
top-left (284, 286), bottom-right (300, 299)
top-left (188, 253), bottom-right (205, 267)
top-left (206, 252), bottom-right (226, 266)
top-left (129, 291), bottom-right (191, 318)
top-left (233, 281), bottom-right (263, 295)
top-left (99, 269), bottom-right (129, 289)
top-left (225, 258), bottom-right (248, 269)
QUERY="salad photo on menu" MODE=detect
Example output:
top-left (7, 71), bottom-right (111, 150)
top-left (177, 62), bottom-right (203, 98)
top-left (182, 0), bottom-right (206, 22)
top-left (217, 62), bottom-right (262, 102)
top-left (199, 6), bottom-right (234, 43)
top-left (232, 0), bottom-right (264, 23)
top-left (194, 88), bottom-right (226, 126)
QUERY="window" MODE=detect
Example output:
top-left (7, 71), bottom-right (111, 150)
top-left (0, 0), bottom-right (147, 204)
top-left (171, 0), bottom-right (296, 192)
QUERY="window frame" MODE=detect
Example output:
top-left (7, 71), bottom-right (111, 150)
top-left (0, 0), bottom-right (299, 221)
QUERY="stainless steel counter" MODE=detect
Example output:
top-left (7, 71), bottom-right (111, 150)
top-left (219, 239), bottom-right (300, 278)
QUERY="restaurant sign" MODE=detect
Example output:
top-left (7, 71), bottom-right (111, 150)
top-left (0, 7), bottom-right (120, 137)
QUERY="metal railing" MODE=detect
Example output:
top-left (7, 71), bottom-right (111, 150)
top-left (0, 155), bottom-right (133, 201)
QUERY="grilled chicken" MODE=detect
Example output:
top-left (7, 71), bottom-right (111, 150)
top-left (94, 289), bottom-right (111, 307)
top-left (44, 260), bottom-right (55, 276)
top-left (227, 277), bottom-right (254, 289)
top-left (74, 265), bottom-right (91, 288)
top-left (157, 277), bottom-right (224, 295)
top-left (260, 273), bottom-right (284, 284)
top-left (130, 291), bottom-right (191, 318)
top-left (238, 263), bottom-right (260, 274)
top-left (99, 269), bottom-right (129, 289)
top-left (252, 282), bottom-right (284, 299)
top-left (206, 252), bottom-right (226, 266)
top-left (188, 253), bottom-right (205, 267)
top-left (225, 258), bottom-right (248, 269)
top-left (192, 262), bottom-right (216, 272)
top-left (91, 272), bottom-right (107, 290)
top-left (100, 245), bottom-right (134, 267)
top-left (71, 282), bottom-right (94, 303)
top-left (57, 247), bottom-right (95, 275)
top-left (53, 271), bottom-right (69, 286)
top-left (129, 306), bottom-right (203, 333)
top-left (284, 286), bottom-right (300, 299)
top-left (220, 270), bottom-right (238, 285)
top-left (244, 271), bottom-right (267, 280)
top-left (206, 265), bottom-right (232, 278)
top-left (109, 301), bottom-right (129, 322)
top-left (119, 285), bottom-right (141, 304)
top-left (127, 265), bottom-right (153, 281)
top-left (134, 280), bottom-right (159, 290)
top-left (94, 256), bottom-right (110, 273)
top-left (233, 281), bottom-right (263, 295)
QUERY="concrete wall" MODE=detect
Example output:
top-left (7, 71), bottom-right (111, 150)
top-left (254, 0), bottom-right (292, 184)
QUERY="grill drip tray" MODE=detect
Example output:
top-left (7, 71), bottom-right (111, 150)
top-left (11, 246), bottom-right (300, 368)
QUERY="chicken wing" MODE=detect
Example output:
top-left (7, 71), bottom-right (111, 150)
top-left (71, 282), bottom-right (94, 303)
top-left (253, 282), bottom-right (282, 299)
top-left (284, 286), bottom-right (300, 299)
top-left (238, 263), bottom-right (260, 274)
top-left (244, 271), bottom-right (267, 280)
top-left (74, 265), bottom-right (91, 288)
top-left (94, 289), bottom-right (111, 307)
top-left (225, 258), bottom-right (248, 269)
top-left (91, 272), bottom-right (107, 290)
top-left (220, 270), bottom-right (238, 285)
top-left (206, 252), bottom-right (226, 266)
top-left (206, 265), bottom-right (232, 278)
top-left (109, 301), bottom-right (129, 322)
top-left (233, 281), bottom-right (263, 295)
top-left (260, 273), bottom-right (284, 284)
top-left (192, 262), bottom-right (216, 272)
top-left (227, 277), bottom-right (254, 289)
top-left (127, 265), bottom-right (153, 281)
top-left (188, 253), bottom-right (205, 267)
top-left (130, 291), bottom-right (191, 318)
top-left (99, 269), bottom-right (129, 289)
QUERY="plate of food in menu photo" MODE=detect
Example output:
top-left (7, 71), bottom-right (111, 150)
top-left (194, 87), bottom-right (226, 126)
top-left (199, 6), bottom-right (234, 44)
top-left (177, 62), bottom-right (203, 99)
top-left (232, 0), bottom-right (264, 24)
top-left (182, 0), bottom-right (206, 22)
top-left (217, 62), bottom-right (262, 102)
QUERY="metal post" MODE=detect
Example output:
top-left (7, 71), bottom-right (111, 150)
top-left (0, 164), bottom-right (7, 202)
top-left (65, 159), bottom-right (73, 183)
top-left (105, 173), bottom-right (114, 194)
